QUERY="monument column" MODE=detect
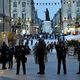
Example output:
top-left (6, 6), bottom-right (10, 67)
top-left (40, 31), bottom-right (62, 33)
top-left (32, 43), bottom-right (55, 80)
top-left (42, 8), bottom-right (52, 33)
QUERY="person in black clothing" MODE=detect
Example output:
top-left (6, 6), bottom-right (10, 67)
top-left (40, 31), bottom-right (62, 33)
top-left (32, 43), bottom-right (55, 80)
top-left (35, 38), bottom-right (47, 75)
top-left (8, 46), bottom-right (14, 69)
top-left (76, 45), bottom-right (80, 74)
top-left (15, 43), bottom-right (27, 75)
top-left (1, 42), bottom-right (9, 70)
top-left (25, 42), bottom-right (31, 55)
top-left (31, 39), bottom-right (33, 45)
top-left (55, 41), bottom-right (67, 74)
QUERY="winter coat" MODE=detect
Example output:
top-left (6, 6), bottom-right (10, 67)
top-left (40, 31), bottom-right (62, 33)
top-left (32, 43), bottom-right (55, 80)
top-left (35, 42), bottom-right (47, 64)
top-left (77, 48), bottom-right (80, 61)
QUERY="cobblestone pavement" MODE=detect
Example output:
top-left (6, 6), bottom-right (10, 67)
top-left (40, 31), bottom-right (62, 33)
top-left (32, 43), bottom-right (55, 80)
top-left (0, 50), bottom-right (80, 80)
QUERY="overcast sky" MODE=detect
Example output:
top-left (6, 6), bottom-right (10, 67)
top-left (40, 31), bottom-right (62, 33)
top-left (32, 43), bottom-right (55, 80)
top-left (34, 0), bottom-right (61, 20)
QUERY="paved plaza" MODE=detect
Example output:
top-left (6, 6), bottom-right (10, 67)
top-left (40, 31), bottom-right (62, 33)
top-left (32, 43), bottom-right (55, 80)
top-left (0, 50), bottom-right (79, 80)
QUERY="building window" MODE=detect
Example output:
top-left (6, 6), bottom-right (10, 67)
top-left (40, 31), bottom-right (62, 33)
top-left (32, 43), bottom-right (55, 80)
top-left (13, 13), bottom-right (17, 18)
top-left (67, 8), bottom-right (72, 19)
top-left (22, 8), bottom-right (26, 12)
top-left (13, 9), bottom-right (17, 12)
top-left (77, 13), bottom-right (80, 18)
top-left (76, 8), bottom-right (80, 18)
top-left (77, 8), bottom-right (80, 13)
top-left (67, 14), bottom-right (72, 19)
top-left (18, 1), bottom-right (20, 4)
top-left (13, 2), bottom-right (17, 7)
top-left (67, 1), bottom-right (71, 7)
top-left (22, 13), bottom-right (26, 20)
top-left (77, 0), bottom-right (80, 7)
top-left (22, 2), bottom-right (26, 7)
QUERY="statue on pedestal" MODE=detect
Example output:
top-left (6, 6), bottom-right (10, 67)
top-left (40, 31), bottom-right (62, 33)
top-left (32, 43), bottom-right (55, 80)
top-left (45, 8), bottom-right (50, 21)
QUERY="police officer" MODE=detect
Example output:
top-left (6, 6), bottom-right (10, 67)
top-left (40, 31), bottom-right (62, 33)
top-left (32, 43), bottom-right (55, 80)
top-left (15, 42), bottom-right (27, 75)
top-left (8, 46), bottom-right (14, 69)
top-left (1, 42), bottom-right (9, 70)
top-left (55, 41), bottom-right (67, 74)
top-left (76, 45), bottom-right (80, 74)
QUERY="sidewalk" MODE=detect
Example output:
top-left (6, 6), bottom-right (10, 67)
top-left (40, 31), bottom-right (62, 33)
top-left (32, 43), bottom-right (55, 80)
top-left (0, 52), bottom-right (80, 80)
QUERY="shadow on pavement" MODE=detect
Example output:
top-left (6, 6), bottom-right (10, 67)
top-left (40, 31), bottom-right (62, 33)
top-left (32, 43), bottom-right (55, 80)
top-left (0, 76), bottom-right (15, 80)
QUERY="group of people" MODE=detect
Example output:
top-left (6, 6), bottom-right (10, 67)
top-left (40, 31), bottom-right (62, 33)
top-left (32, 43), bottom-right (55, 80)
top-left (0, 41), bottom-right (30, 75)
top-left (34, 39), bottom-right (80, 75)
top-left (33, 39), bottom-right (67, 75)
top-left (0, 42), bottom-right (14, 70)
top-left (0, 38), bottom-right (80, 75)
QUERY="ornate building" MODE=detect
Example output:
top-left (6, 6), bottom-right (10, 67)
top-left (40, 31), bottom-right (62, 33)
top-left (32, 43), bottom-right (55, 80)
top-left (52, 8), bottom-right (62, 34)
top-left (61, 0), bottom-right (80, 35)
top-left (11, 0), bottom-right (39, 35)
top-left (0, 0), bottom-right (11, 32)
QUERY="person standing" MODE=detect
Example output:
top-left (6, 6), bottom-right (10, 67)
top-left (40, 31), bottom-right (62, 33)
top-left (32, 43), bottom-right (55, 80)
top-left (55, 41), bottom-right (67, 74)
top-left (31, 38), bottom-right (33, 46)
top-left (35, 38), bottom-right (47, 75)
top-left (25, 42), bottom-right (31, 55)
top-left (76, 45), bottom-right (80, 74)
top-left (8, 46), bottom-right (14, 69)
top-left (15, 43), bottom-right (27, 75)
top-left (1, 42), bottom-right (9, 70)
top-left (50, 42), bottom-right (54, 53)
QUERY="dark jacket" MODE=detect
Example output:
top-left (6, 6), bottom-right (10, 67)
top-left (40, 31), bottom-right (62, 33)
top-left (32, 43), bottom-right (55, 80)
top-left (77, 47), bottom-right (80, 61)
top-left (35, 41), bottom-right (47, 64)
top-left (55, 43), bottom-right (67, 59)
top-left (1, 44), bottom-right (9, 63)
top-left (15, 45), bottom-right (27, 62)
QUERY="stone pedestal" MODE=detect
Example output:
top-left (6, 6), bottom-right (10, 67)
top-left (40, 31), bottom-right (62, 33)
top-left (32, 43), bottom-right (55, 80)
top-left (42, 21), bottom-right (52, 33)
